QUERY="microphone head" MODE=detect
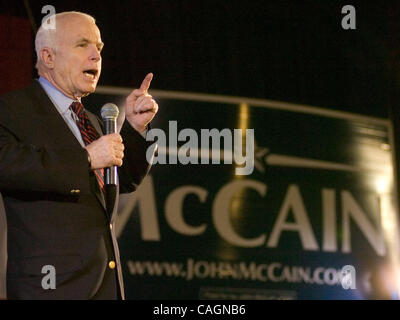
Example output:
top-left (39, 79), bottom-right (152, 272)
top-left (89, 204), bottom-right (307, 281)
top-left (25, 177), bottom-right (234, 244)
top-left (101, 103), bottom-right (119, 120)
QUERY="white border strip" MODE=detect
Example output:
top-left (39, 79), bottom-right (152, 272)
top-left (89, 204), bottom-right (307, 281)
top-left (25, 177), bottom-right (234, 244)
top-left (96, 86), bottom-right (389, 126)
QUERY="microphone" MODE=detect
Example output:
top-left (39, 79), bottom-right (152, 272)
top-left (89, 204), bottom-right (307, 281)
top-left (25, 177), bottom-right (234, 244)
top-left (101, 103), bottom-right (119, 185)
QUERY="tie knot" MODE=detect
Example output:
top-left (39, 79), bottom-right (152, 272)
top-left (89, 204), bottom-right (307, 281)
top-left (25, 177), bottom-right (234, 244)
top-left (70, 101), bottom-right (84, 117)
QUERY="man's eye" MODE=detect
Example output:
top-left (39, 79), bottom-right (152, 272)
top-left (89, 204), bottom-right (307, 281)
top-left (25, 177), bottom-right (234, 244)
top-left (78, 43), bottom-right (87, 47)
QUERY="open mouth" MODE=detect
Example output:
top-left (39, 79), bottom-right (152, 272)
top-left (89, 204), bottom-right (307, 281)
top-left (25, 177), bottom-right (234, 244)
top-left (83, 69), bottom-right (98, 80)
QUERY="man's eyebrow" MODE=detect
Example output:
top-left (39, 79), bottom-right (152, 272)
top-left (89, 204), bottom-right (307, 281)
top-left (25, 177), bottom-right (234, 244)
top-left (75, 38), bottom-right (104, 47)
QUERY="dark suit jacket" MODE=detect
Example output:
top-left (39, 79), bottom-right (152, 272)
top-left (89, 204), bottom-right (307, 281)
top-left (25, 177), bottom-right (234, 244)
top-left (0, 80), bottom-right (153, 299)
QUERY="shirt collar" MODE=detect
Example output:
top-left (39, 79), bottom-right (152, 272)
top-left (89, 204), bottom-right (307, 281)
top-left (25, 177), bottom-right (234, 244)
top-left (37, 76), bottom-right (79, 115)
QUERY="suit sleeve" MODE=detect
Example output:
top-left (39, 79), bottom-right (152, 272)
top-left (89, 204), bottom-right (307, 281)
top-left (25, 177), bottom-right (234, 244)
top-left (0, 100), bottom-right (91, 195)
top-left (118, 121), bottom-right (155, 193)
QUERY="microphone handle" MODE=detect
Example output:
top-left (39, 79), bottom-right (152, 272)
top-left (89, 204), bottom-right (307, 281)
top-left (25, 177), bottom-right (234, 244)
top-left (104, 118), bottom-right (118, 185)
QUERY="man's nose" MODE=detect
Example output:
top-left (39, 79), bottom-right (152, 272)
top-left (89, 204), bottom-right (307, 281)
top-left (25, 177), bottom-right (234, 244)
top-left (89, 45), bottom-right (101, 62)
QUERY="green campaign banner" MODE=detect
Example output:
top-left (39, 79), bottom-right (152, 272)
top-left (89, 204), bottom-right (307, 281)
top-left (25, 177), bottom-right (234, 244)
top-left (87, 88), bottom-right (400, 299)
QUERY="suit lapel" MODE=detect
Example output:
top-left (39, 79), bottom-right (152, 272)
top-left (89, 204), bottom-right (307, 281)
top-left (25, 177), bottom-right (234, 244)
top-left (30, 81), bottom-right (110, 213)
top-left (86, 112), bottom-right (103, 138)
top-left (86, 112), bottom-right (120, 221)
top-left (29, 81), bottom-right (83, 150)
top-left (85, 112), bottom-right (108, 213)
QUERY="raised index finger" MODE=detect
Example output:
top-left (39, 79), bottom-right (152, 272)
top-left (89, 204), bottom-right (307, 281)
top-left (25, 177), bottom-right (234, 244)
top-left (139, 73), bottom-right (153, 92)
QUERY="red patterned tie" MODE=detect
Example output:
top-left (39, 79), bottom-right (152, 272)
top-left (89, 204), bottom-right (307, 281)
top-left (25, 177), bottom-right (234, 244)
top-left (70, 101), bottom-right (105, 193)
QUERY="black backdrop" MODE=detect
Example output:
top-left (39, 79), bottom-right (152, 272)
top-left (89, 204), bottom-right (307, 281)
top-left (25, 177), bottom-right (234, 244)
top-left (0, 0), bottom-right (397, 118)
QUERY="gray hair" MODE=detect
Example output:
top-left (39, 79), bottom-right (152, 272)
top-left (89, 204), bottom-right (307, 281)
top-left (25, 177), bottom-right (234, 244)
top-left (35, 11), bottom-right (96, 69)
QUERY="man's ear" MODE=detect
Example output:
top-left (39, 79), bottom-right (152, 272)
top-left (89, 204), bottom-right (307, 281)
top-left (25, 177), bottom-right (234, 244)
top-left (40, 47), bottom-right (55, 69)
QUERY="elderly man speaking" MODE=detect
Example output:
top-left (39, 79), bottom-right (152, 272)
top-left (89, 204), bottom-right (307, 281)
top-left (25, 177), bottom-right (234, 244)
top-left (0, 11), bottom-right (158, 299)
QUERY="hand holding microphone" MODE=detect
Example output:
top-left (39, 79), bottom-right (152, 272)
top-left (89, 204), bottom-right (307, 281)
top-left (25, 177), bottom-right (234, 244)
top-left (85, 103), bottom-right (123, 185)
top-left (85, 72), bottom-right (159, 185)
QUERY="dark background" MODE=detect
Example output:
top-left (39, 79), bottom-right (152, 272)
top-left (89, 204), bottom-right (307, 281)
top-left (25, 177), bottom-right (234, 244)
top-left (0, 0), bottom-right (399, 118)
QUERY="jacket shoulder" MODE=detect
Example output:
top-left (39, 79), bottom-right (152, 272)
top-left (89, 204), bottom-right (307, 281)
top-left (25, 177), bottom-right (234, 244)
top-left (0, 80), bottom-right (53, 118)
top-left (0, 81), bottom-right (41, 103)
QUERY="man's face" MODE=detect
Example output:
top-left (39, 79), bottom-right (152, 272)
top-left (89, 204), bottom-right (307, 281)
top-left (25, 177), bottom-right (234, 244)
top-left (51, 16), bottom-right (104, 99)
